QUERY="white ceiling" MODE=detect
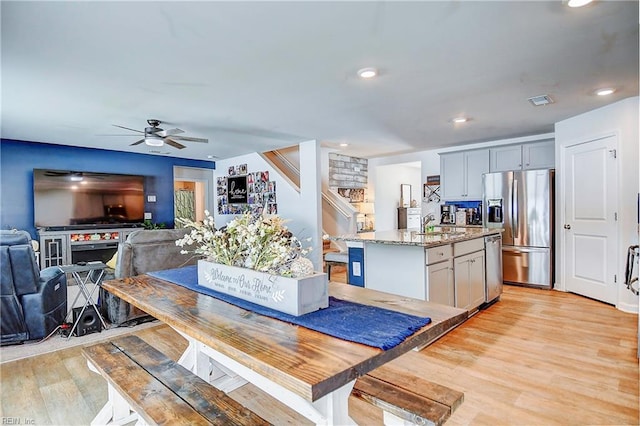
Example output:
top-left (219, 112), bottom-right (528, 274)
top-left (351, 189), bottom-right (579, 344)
top-left (2, 1), bottom-right (638, 161)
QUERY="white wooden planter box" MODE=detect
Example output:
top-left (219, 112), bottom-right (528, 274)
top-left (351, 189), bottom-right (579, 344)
top-left (197, 259), bottom-right (329, 316)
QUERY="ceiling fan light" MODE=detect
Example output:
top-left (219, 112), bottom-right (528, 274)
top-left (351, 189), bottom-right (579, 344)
top-left (567, 0), bottom-right (593, 7)
top-left (144, 134), bottom-right (164, 146)
top-left (595, 88), bottom-right (615, 96)
top-left (357, 68), bottom-right (378, 79)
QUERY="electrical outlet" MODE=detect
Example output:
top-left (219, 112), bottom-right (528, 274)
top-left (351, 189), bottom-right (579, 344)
top-left (147, 195), bottom-right (156, 202)
top-left (144, 212), bottom-right (152, 220)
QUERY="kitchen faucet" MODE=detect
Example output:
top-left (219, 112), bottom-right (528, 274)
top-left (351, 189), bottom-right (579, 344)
top-left (421, 214), bottom-right (436, 233)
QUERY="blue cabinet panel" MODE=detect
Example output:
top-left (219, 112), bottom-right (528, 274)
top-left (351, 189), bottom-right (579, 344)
top-left (348, 247), bottom-right (365, 287)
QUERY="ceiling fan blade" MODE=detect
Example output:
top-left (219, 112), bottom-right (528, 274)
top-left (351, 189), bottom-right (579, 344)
top-left (97, 134), bottom-right (145, 136)
top-left (165, 138), bottom-right (186, 149)
top-left (157, 128), bottom-right (184, 137)
top-left (113, 124), bottom-right (144, 133)
top-left (170, 135), bottom-right (208, 143)
top-left (130, 139), bottom-right (145, 146)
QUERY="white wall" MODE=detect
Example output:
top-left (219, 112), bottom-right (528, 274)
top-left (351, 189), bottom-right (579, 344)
top-left (555, 96), bottom-right (639, 313)
top-left (371, 163), bottom-right (421, 230)
top-left (213, 141), bottom-right (323, 270)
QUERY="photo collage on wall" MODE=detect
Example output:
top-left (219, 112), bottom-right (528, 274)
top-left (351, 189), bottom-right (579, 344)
top-left (217, 164), bottom-right (277, 215)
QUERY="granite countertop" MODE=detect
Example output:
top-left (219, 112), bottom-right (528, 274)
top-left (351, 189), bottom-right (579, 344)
top-left (328, 227), bottom-right (503, 248)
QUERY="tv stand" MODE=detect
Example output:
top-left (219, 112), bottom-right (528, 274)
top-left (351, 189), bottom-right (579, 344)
top-left (38, 227), bottom-right (141, 269)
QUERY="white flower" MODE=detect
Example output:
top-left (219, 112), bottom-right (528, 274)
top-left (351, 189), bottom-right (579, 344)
top-left (175, 211), bottom-right (314, 277)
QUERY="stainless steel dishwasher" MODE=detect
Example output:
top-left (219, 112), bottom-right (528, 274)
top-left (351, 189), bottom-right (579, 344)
top-left (485, 234), bottom-right (503, 303)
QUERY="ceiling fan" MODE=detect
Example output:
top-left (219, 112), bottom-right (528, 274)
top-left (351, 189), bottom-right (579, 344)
top-left (112, 119), bottom-right (208, 150)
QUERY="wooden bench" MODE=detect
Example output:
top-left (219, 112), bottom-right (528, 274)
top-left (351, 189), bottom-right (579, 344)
top-left (82, 335), bottom-right (270, 426)
top-left (351, 364), bottom-right (464, 426)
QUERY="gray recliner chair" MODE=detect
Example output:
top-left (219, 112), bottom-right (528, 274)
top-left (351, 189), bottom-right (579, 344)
top-left (0, 230), bottom-right (67, 345)
top-left (100, 228), bottom-right (198, 326)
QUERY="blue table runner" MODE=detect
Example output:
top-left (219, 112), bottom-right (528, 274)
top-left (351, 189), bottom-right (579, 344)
top-left (147, 266), bottom-right (431, 350)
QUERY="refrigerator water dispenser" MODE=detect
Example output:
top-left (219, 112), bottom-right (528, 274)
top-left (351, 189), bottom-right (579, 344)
top-left (487, 199), bottom-right (503, 223)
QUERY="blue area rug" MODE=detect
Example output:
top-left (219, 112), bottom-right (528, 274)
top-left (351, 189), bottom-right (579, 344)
top-left (147, 266), bottom-right (431, 350)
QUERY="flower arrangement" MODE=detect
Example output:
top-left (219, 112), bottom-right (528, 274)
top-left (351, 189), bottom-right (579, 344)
top-left (176, 211), bottom-right (314, 278)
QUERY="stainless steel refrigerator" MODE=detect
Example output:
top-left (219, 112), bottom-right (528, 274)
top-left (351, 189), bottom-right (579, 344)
top-left (483, 169), bottom-right (554, 289)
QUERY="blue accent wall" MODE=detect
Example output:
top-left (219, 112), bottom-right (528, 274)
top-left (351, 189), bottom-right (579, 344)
top-left (0, 140), bottom-right (215, 239)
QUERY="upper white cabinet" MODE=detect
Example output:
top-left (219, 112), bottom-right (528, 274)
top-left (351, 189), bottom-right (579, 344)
top-left (440, 149), bottom-right (489, 200)
top-left (523, 140), bottom-right (555, 169)
top-left (490, 140), bottom-right (555, 172)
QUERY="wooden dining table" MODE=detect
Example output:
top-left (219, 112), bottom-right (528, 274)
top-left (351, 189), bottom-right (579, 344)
top-left (101, 274), bottom-right (467, 425)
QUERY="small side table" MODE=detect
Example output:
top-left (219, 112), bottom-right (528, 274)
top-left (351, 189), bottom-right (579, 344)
top-left (61, 262), bottom-right (109, 338)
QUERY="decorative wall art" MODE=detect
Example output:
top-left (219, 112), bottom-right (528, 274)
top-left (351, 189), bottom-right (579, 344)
top-left (337, 187), bottom-right (365, 203)
top-left (424, 175), bottom-right (441, 203)
top-left (217, 166), bottom-right (277, 215)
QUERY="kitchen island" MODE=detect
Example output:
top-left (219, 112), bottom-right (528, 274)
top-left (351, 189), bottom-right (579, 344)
top-left (329, 227), bottom-right (503, 312)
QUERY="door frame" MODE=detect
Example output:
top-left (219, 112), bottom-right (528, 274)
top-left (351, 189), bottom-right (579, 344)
top-left (173, 166), bottom-right (215, 221)
top-left (556, 131), bottom-right (619, 303)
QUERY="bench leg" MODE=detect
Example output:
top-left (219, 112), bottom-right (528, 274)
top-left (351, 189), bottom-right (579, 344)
top-left (87, 360), bottom-right (138, 426)
top-left (89, 383), bottom-right (139, 426)
top-left (383, 411), bottom-right (423, 426)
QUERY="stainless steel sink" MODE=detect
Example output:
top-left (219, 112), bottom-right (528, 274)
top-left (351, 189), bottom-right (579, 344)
top-left (414, 231), bottom-right (465, 236)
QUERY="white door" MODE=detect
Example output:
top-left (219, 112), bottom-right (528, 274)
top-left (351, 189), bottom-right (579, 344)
top-left (563, 136), bottom-right (618, 304)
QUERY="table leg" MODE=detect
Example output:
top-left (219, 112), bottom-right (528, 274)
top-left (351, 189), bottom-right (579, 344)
top-left (176, 330), bottom-right (197, 371)
top-left (185, 336), bottom-right (355, 425)
top-left (312, 381), bottom-right (357, 426)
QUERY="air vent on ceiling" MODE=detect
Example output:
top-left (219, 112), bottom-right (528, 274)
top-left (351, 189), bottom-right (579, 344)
top-left (528, 94), bottom-right (554, 106)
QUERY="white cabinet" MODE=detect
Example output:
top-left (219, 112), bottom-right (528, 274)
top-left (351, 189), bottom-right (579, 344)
top-left (453, 251), bottom-right (485, 311)
top-left (523, 140), bottom-right (555, 169)
top-left (453, 239), bottom-right (486, 312)
top-left (426, 259), bottom-right (455, 306)
top-left (490, 140), bottom-right (555, 172)
top-left (425, 244), bottom-right (455, 307)
top-left (398, 207), bottom-right (421, 229)
top-left (489, 145), bottom-right (523, 172)
top-left (440, 149), bottom-right (489, 200)
top-left (39, 233), bottom-right (69, 268)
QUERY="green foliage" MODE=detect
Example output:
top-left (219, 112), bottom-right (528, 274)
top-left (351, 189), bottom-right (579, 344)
top-left (142, 219), bottom-right (166, 230)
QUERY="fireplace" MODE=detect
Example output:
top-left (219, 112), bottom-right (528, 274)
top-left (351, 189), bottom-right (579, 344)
top-left (71, 241), bottom-right (118, 264)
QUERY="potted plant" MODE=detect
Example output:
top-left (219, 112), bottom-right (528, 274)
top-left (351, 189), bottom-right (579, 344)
top-left (175, 211), bottom-right (327, 316)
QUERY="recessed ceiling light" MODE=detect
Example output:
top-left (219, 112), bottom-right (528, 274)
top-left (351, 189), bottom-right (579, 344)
top-left (339, 143), bottom-right (349, 147)
top-left (451, 117), bottom-right (468, 123)
top-left (567, 0), bottom-right (593, 7)
top-left (595, 88), bottom-right (615, 96)
top-left (357, 68), bottom-right (377, 79)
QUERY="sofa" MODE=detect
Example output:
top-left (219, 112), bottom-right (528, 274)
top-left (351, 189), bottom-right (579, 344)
top-left (1, 230), bottom-right (67, 344)
top-left (100, 228), bottom-right (198, 326)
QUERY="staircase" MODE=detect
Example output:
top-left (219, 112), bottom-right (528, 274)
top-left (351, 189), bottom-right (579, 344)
top-left (260, 147), bottom-right (358, 251)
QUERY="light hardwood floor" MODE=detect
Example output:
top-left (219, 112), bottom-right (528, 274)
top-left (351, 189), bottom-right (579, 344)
top-left (1, 268), bottom-right (638, 425)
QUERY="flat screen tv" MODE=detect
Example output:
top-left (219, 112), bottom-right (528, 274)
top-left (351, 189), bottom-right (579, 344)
top-left (34, 169), bottom-right (145, 229)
